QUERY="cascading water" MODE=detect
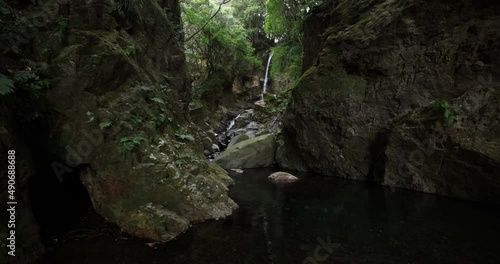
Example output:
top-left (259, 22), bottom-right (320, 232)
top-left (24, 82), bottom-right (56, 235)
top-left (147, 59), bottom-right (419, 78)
top-left (226, 114), bottom-right (241, 133)
top-left (262, 53), bottom-right (273, 96)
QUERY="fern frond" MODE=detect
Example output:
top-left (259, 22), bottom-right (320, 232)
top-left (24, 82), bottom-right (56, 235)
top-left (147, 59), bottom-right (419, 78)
top-left (0, 74), bottom-right (15, 95)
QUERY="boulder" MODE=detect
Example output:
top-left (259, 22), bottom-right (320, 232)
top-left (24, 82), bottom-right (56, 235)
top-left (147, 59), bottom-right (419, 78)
top-left (227, 134), bottom-right (250, 149)
top-left (268, 172), bottom-right (299, 183)
top-left (214, 134), bottom-right (277, 169)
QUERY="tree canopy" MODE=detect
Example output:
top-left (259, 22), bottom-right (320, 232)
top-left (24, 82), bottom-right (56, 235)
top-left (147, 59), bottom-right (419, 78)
top-left (182, 0), bottom-right (260, 98)
top-left (264, 0), bottom-right (323, 82)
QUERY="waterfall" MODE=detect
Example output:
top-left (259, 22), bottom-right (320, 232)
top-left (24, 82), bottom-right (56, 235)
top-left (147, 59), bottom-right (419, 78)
top-left (226, 114), bottom-right (241, 133)
top-left (262, 53), bottom-right (273, 94)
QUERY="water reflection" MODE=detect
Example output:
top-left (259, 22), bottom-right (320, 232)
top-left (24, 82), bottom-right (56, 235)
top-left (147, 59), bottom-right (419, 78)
top-left (41, 169), bottom-right (500, 264)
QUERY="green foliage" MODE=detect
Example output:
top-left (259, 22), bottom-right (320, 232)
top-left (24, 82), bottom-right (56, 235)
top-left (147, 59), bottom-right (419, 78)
top-left (123, 45), bottom-right (135, 56)
top-left (0, 74), bottom-right (15, 95)
top-left (174, 153), bottom-right (201, 168)
top-left (175, 127), bottom-right (195, 142)
top-left (0, 3), bottom-right (11, 15)
top-left (0, 60), bottom-right (49, 98)
top-left (57, 18), bottom-right (70, 43)
top-left (230, 0), bottom-right (266, 44)
top-left (155, 113), bottom-right (172, 128)
top-left (265, 0), bottom-right (323, 82)
top-left (182, 0), bottom-right (260, 98)
top-left (40, 48), bottom-right (51, 60)
top-left (433, 99), bottom-right (454, 125)
top-left (151, 97), bottom-right (165, 104)
top-left (120, 136), bottom-right (146, 155)
top-left (270, 44), bottom-right (303, 83)
top-left (173, 140), bottom-right (185, 149)
top-left (99, 121), bottom-right (113, 129)
top-left (151, 134), bottom-right (161, 145)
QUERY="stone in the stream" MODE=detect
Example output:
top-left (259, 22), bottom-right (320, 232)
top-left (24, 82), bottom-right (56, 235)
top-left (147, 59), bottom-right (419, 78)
top-left (227, 134), bottom-right (250, 149)
top-left (268, 172), bottom-right (299, 183)
top-left (214, 134), bottom-right (277, 169)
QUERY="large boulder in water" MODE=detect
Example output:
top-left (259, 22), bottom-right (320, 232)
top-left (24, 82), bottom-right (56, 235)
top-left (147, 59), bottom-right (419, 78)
top-left (227, 134), bottom-right (250, 149)
top-left (268, 172), bottom-right (299, 183)
top-left (214, 134), bottom-right (277, 169)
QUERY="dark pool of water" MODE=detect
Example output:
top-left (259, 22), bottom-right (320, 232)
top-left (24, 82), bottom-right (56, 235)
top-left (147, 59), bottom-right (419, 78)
top-left (40, 169), bottom-right (500, 264)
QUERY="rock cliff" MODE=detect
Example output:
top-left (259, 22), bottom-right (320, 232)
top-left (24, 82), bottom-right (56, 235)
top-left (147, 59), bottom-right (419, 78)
top-left (0, 1), bottom-right (237, 259)
top-left (278, 0), bottom-right (500, 203)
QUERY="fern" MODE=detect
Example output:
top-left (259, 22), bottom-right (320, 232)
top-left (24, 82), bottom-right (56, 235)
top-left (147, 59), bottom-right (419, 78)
top-left (120, 136), bottom-right (146, 155)
top-left (0, 74), bottom-right (15, 95)
top-left (99, 121), bottom-right (113, 129)
top-left (433, 99), bottom-right (454, 125)
top-left (175, 129), bottom-right (194, 142)
top-left (57, 19), bottom-right (70, 43)
top-left (13, 71), bottom-right (37, 83)
top-left (123, 45), bottom-right (135, 56)
top-left (151, 97), bottom-right (165, 104)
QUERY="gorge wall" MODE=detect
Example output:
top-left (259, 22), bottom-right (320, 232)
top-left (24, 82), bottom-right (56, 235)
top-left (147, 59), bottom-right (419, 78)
top-left (277, 0), bottom-right (500, 203)
top-left (1, 1), bottom-right (237, 262)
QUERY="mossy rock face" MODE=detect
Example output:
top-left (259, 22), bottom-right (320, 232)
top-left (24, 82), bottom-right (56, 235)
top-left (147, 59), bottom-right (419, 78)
top-left (11, 0), bottom-right (239, 242)
top-left (278, 0), bottom-right (500, 202)
top-left (227, 134), bottom-right (250, 149)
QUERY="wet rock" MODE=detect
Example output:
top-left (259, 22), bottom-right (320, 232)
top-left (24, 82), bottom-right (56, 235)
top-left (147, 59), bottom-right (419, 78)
top-left (211, 144), bottom-right (220, 153)
top-left (214, 134), bottom-right (277, 169)
top-left (268, 172), bottom-right (299, 183)
top-left (227, 134), bottom-right (250, 149)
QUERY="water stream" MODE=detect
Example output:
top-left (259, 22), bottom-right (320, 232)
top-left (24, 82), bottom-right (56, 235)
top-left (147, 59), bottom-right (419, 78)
top-left (262, 53), bottom-right (273, 95)
top-left (40, 169), bottom-right (500, 264)
top-left (226, 114), bottom-right (241, 133)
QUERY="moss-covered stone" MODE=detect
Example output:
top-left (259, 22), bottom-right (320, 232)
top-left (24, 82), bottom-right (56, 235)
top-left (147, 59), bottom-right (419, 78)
top-left (278, 0), bottom-right (500, 202)
top-left (2, 0), bottom-right (239, 243)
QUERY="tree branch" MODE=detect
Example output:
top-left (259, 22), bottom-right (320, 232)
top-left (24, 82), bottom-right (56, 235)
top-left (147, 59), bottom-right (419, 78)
top-left (185, 0), bottom-right (231, 43)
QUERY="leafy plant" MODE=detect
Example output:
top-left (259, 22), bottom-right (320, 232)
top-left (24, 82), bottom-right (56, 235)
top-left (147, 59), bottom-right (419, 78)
top-left (0, 4), bottom-right (11, 15)
top-left (433, 99), bottom-right (454, 125)
top-left (175, 128), bottom-right (195, 142)
top-left (123, 45), bottom-right (136, 56)
top-left (175, 158), bottom-right (184, 167)
top-left (0, 74), bottom-right (15, 96)
top-left (12, 69), bottom-right (50, 98)
top-left (182, 0), bottom-right (260, 99)
top-left (57, 18), bottom-right (70, 43)
top-left (99, 121), bottom-right (113, 129)
top-left (120, 136), bottom-right (146, 155)
top-left (40, 48), bottom-right (52, 60)
top-left (151, 134), bottom-right (161, 145)
top-left (173, 141), bottom-right (185, 149)
top-left (155, 113), bottom-right (172, 128)
top-left (265, 0), bottom-right (324, 82)
top-left (151, 97), bottom-right (165, 104)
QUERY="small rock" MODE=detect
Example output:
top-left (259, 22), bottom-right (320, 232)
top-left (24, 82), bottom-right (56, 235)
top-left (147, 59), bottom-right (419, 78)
top-left (211, 144), bottom-right (220, 153)
top-left (268, 171), bottom-right (299, 183)
top-left (230, 169), bottom-right (244, 174)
